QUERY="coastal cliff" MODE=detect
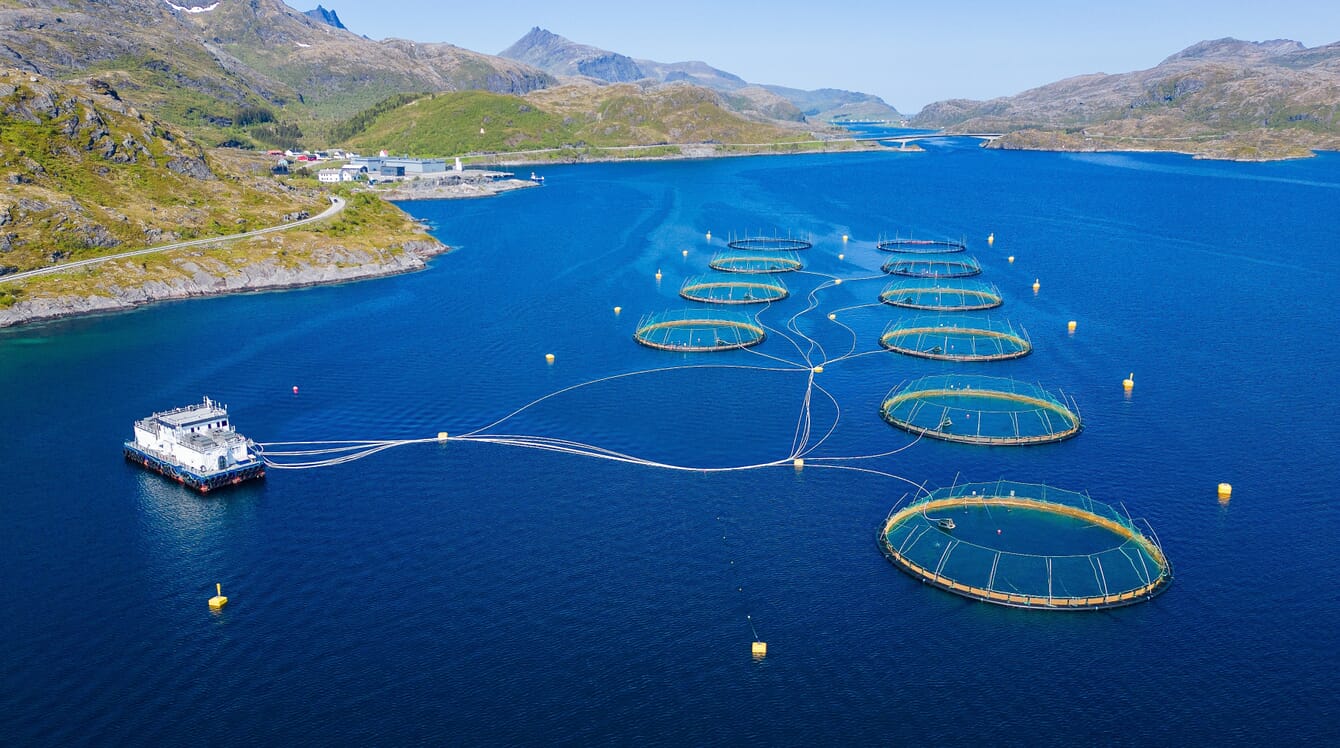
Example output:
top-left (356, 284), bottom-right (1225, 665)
top-left (0, 238), bottom-right (446, 328)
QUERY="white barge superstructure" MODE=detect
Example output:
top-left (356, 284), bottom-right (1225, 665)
top-left (124, 397), bottom-right (265, 492)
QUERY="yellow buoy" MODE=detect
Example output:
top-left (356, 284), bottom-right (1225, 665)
top-left (682, 249), bottom-right (689, 257)
top-left (1217, 483), bottom-right (1232, 500)
top-left (706, 231), bottom-right (711, 240)
top-left (793, 458), bottom-right (804, 470)
top-left (655, 268), bottom-right (662, 281)
top-left (545, 353), bottom-right (555, 364)
top-left (752, 641), bottom-right (768, 658)
top-left (834, 278), bottom-right (842, 285)
top-left (842, 234), bottom-right (849, 242)
top-left (1032, 278), bottom-right (1040, 292)
top-left (1123, 372), bottom-right (1134, 391)
top-left (1067, 320), bottom-right (1077, 333)
top-left (827, 313), bottom-right (836, 321)
top-left (988, 232), bottom-right (995, 246)
top-left (614, 306), bottom-right (622, 315)
top-left (437, 431), bottom-right (449, 442)
top-left (1008, 255), bottom-right (1015, 264)
top-left (812, 365), bottom-right (824, 373)
top-left (208, 583), bottom-right (228, 610)
top-left (838, 253), bottom-right (844, 260)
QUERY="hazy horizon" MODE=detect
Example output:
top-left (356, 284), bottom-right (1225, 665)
top-left (331, 0), bottom-right (1339, 113)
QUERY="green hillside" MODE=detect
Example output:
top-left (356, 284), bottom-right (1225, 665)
top-left (339, 84), bottom-right (816, 158)
top-left (0, 68), bottom-right (431, 296)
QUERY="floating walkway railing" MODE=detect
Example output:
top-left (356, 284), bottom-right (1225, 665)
top-left (633, 309), bottom-right (767, 352)
top-left (679, 273), bottom-right (788, 304)
top-left (878, 480), bottom-right (1172, 610)
top-left (709, 251), bottom-right (803, 274)
top-left (726, 236), bottom-right (813, 251)
top-left (880, 374), bottom-right (1081, 445)
top-left (879, 279), bottom-right (1004, 311)
top-left (880, 314), bottom-right (1031, 361)
top-left (876, 238), bottom-right (966, 254)
top-left (882, 255), bottom-right (982, 278)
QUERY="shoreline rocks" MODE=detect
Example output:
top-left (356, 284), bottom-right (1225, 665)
top-left (0, 239), bottom-right (448, 329)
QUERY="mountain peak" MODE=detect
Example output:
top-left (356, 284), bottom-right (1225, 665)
top-left (1162, 37), bottom-right (1306, 64)
top-left (499, 27), bottom-right (644, 83)
top-left (303, 5), bottom-right (346, 31)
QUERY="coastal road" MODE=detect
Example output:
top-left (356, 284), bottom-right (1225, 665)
top-left (1, 196), bottom-right (346, 285)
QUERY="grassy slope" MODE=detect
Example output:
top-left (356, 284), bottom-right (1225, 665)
top-left (0, 71), bottom-right (314, 272)
top-left (339, 84), bottom-right (827, 158)
top-left (0, 71), bottom-right (434, 310)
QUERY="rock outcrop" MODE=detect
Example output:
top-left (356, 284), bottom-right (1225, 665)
top-left (0, 238), bottom-right (448, 328)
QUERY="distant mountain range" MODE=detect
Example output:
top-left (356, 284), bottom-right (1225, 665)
top-left (499, 27), bottom-right (903, 122)
top-left (0, 0), bottom-right (552, 140)
top-left (912, 38), bottom-right (1340, 159)
top-left (0, 1), bottom-right (898, 151)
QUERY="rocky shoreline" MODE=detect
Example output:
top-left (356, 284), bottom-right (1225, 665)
top-left (376, 175), bottom-right (539, 201)
top-left (0, 239), bottom-right (447, 329)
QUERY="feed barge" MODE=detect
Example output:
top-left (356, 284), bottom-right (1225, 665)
top-left (124, 397), bottom-right (265, 493)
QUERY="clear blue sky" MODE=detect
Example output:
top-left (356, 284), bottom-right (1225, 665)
top-left (329, 1), bottom-right (1339, 113)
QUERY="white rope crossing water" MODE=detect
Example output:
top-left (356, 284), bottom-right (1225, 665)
top-left (256, 267), bottom-right (919, 484)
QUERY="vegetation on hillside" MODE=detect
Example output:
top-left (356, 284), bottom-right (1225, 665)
top-left (337, 84), bottom-right (819, 158)
top-left (0, 67), bottom-right (431, 302)
top-left (911, 39), bottom-right (1340, 159)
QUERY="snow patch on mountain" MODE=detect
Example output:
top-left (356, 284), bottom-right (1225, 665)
top-left (162, 1), bottom-right (221, 13)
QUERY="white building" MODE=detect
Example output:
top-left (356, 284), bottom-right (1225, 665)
top-left (317, 168), bottom-right (341, 183)
top-left (131, 397), bottom-right (255, 474)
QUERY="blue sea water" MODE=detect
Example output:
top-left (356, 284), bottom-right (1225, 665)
top-left (3, 141), bottom-right (1339, 745)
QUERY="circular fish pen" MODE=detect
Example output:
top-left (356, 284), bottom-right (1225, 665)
top-left (880, 374), bottom-right (1080, 445)
top-left (879, 279), bottom-right (1003, 311)
top-left (877, 238), bottom-right (966, 254)
top-left (634, 309), bottom-right (766, 352)
top-left (880, 315), bottom-right (1031, 361)
top-left (882, 254), bottom-right (982, 278)
top-left (679, 274), bottom-right (788, 305)
top-left (726, 236), bottom-right (813, 251)
top-left (878, 480), bottom-right (1172, 610)
top-left (709, 252), bottom-right (803, 274)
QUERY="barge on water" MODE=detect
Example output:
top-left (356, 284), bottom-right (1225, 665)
top-left (124, 397), bottom-right (265, 493)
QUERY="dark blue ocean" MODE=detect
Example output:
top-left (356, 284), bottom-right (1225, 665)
top-left (3, 141), bottom-right (1339, 745)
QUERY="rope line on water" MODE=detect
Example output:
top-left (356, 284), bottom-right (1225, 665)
top-left (259, 269), bottom-right (922, 482)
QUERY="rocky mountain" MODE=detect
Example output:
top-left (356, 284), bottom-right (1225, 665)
top-left (501, 27), bottom-right (646, 82)
top-left (499, 27), bottom-right (901, 122)
top-left (303, 4), bottom-right (345, 30)
top-left (0, 0), bottom-right (553, 145)
top-left (0, 66), bottom-right (286, 273)
top-left (912, 38), bottom-right (1340, 160)
top-left (0, 65), bottom-right (441, 323)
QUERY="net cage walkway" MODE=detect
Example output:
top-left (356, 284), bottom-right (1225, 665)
top-left (880, 314), bottom-right (1031, 361)
top-left (882, 254), bottom-right (983, 278)
top-left (634, 309), bottom-right (766, 352)
top-left (880, 374), bottom-right (1081, 445)
top-left (679, 273), bottom-right (789, 304)
top-left (880, 279), bottom-right (1003, 311)
top-left (876, 238), bottom-right (967, 254)
top-left (726, 236), bottom-right (813, 251)
top-left (709, 251), bottom-right (803, 274)
top-left (878, 480), bottom-right (1173, 609)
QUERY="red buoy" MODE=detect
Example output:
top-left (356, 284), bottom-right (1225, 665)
top-left (292, 386), bottom-right (299, 394)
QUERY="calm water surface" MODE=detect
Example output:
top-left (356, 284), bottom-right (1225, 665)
top-left (3, 141), bottom-right (1338, 745)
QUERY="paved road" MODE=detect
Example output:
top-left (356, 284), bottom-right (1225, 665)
top-left (1, 196), bottom-right (346, 285)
